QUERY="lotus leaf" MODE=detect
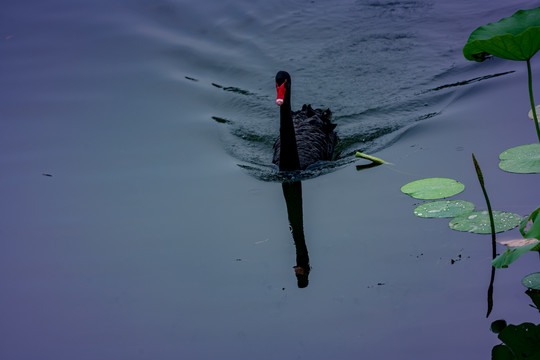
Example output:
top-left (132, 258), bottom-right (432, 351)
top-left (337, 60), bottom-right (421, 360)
top-left (520, 206), bottom-right (540, 239)
top-left (499, 143), bottom-right (540, 173)
top-left (522, 272), bottom-right (540, 290)
top-left (400, 178), bottom-right (464, 200)
top-left (463, 7), bottom-right (540, 62)
top-left (449, 210), bottom-right (522, 234)
top-left (493, 241), bottom-right (540, 268)
top-left (414, 200), bottom-right (474, 218)
top-left (494, 323), bottom-right (540, 359)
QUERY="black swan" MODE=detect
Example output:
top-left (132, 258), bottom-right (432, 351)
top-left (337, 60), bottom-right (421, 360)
top-left (272, 71), bottom-right (338, 171)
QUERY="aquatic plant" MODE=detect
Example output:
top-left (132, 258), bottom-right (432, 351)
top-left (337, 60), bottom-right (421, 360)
top-left (354, 151), bottom-right (390, 165)
top-left (400, 176), bottom-right (521, 234)
top-left (489, 291), bottom-right (540, 358)
top-left (449, 211), bottom-right (522, 234)
top-left (400, 169), bottom-right (540, 267)
top-left (521, 206), bottom-right (540, 240)
top-left (499, 143), bottom-right (540, 173)
top-left (491, 321), bottom-right (540, 359)
top-left (463, 7), bottom-right (540, 142)
top-left (413, 200), bottom-right (474, 218)
top-left (400, 177), bottom-right (464, 200)
top-left (492, 205), bottom-right (540, 268)
top-left (471, 154), bottom-right (496, 245)
top-left (522, 272), bottom-right (540, 291)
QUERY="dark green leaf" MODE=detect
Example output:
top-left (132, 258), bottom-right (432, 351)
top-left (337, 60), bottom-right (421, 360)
top-left (525, 289), bottom-right (540, 312)
top-left (463, 7), bottom-right (540, 62)
top-left (491, 344), bottom-right (514, 360)
top-left (497, 323), bottom-right (540, 359)
top-left (491, 319), bottom-right (508, 334)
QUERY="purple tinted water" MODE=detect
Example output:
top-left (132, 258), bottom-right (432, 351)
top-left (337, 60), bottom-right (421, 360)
top-left (1, 0), bottom-right (540, 359)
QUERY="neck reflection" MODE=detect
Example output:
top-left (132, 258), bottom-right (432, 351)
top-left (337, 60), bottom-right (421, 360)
top-left (281, 181), bottom-right (310, 288)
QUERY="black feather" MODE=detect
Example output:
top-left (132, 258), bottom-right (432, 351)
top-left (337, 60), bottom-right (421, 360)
top-left (273, 103), bottom-right (338, 170)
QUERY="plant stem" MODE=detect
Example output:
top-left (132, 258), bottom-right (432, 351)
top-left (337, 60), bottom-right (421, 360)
top-left (527, 59), bottom-right (540, 142)
top-left (472, 154), bottom-right (496, 258)
top-left (472, 154), bottom-right (497, 318)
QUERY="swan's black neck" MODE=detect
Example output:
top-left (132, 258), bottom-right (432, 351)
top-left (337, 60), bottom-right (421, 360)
top-left (279, 89), bottom-right (301, 171)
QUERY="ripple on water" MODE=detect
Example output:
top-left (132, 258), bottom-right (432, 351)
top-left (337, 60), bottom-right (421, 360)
top-left (151, 0), bottom-right (519, 181)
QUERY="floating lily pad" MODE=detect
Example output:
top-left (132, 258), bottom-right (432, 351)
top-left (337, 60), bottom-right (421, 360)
top-left (499, 143), bottom-right (540, 173)
top-left (522, 272), bottom-right (540, 290)
top-left (449, 210), bottom-right (522, 234)
top-left (414, 200), bottom-right (475, 218)
top-left (463, 7), bottom-right (540, 62)
top-left (401, 178), bottom-right (465, 200)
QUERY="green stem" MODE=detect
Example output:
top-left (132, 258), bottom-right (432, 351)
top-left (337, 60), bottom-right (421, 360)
top-left (472, 154), bottom-right (496, 258)
top-left (472, 154), bottom-right (496, 318)
top-left (527, 59), bottom-right (540, 142)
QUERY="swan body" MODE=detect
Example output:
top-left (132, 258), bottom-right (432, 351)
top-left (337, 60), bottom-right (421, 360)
top-left (272, 71), bottom-right (337, 171)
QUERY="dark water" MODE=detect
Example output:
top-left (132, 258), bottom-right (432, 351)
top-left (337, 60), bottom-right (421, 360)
top-left (2, 0), bottom-right (540, 359)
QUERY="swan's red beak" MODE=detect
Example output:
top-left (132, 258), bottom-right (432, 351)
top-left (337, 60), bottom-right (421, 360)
top-left (276, 80), bottom-right (286, 106)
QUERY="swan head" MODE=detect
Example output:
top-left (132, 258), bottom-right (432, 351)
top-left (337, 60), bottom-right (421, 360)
top-left (275, 71), bottom-right (291, 106)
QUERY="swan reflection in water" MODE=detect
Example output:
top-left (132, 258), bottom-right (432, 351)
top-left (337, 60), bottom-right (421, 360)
top-left (273, 70), bottom-right (380, 287)
top-left (281, 181), bottom-right (310, 288)
top-left (280, 162), bottom-right (380, 288)
top-left (273, 70), bottom-right (336, 288)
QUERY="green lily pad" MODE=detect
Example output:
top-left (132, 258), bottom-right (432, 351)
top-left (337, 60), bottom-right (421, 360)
top-left (401, 178), bottom-right (465, 200)
top-left (499, 143), bottom-right (540, 173)
top-left (463, 7), bottom-right (540, 62)
top-left (449, 210), bottom-right (522, 234)
top-left (522, 272), bottom-right (540, 290)
top-left (414, 200), bottom-right (475, 218)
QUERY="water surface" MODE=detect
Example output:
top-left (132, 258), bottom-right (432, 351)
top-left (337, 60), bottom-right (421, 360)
top-left (2, 0), bottom-right (540, 359)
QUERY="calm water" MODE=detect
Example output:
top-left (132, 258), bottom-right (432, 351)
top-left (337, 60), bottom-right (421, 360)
top-left (2, 0), bottom-right (540, 359)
